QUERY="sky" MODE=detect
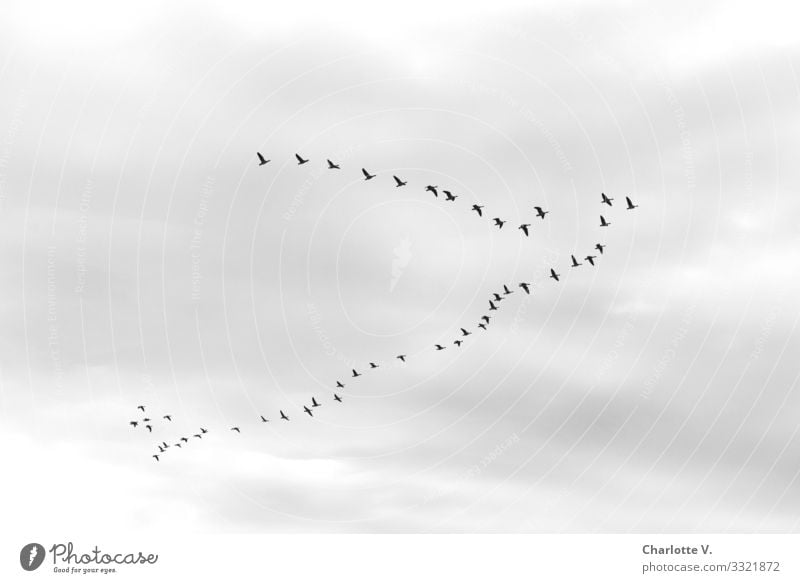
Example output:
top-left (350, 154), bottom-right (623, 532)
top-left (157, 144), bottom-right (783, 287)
top-left (1, 0), bottom-right (799, 533)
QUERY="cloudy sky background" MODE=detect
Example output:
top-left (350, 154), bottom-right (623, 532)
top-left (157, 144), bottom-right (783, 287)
top-left (1, 0), bottom-right (799, 533)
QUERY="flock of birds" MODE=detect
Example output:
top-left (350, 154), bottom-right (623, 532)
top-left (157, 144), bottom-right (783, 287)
top-left (133, 151), bottom-right (638, 461)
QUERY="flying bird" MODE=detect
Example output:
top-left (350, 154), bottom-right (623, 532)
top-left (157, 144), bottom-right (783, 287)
top-left (145, 425), bottom-right (153, 433)
top-left (425, 185), bottom-right (439, 197)
top-left (327, 159), bottom-right (340, 169)
top-left (626, 196), bottom-right (638, 210)
top-left (260, 415), bottom-right (269, 423)
top-left (595, 243), bottom-right (606, 254)
top-left (571, 255), bottom-right (582, 267)
top-left (393, 175), bottom-right (407, 187)
top-left (471, 204), bottom-right (484, 216)
top-left (454, 340), bottom-right (463, 347)
top-left (311, 397), bottom-right (321, 408)
top-left (478, 323), bottom-right (487, 330)
top-left (396, 355), bottom-right (407, 362)
top-left (174, 443), bottom-right (182, 448)
top-left (481, 315), bottom-right (491, 324)
top-left (280, 410), bottom-right (290, 421)
top-left (158, 445), bottom-right (165, 453)
top-left (493, 218), bottom-right (506, 229)
top-left (162, 442), bottom-right (169, 448)
top-left (492, 293), bottom-right (504, 302)
top-left (303, 406), bottom-right (313, 417)
top-left (230, 427), bottom-right (240, 433)
top-left (200, 428), bottom-right (208, 434)
top-left (534, 206), bottom-right (549, 219)
top-left (153, 455), bottom-right (159, 462)
top-left (489, 300), bottom-right (498, 311)
top-left (585, 255), bottom-right (597, 266)
top-left (434, 344), bottom-right (446, 351)
top-left (460, 328), bottom-right (472, 337)
top-left (256, 152), bottom-right (270, 166)
top-left (142, 417), bottom-right (151, 422)
top-left (180, 437), bottom-right (189, 443)
top-left (333, 394), bottom-right (342, 403)
top-left (295, 153), bottom-right (309, 165)
top-left (336, 381), bottom-right (345, 388)
top-left (519, 223), bottom-right (531, 236)
top-left (137, 405), bottom-right (145, 412)
top-left (362, 168), bottom-right (375, 180)
top-left (129, 421), bottom-right (138, 428)
top-left (352, 369), bottom-right (361, 378)
top-left (194, 434), bottom-right (202, 439)
top-left (369, 362), bottom-right (379, 369)
top-left (163, 415), bottom-right (172, 421)
top-left (519, 282), bottom-right (531, 294)
top-left (503, 284), bottom-right (513, 295)
top-left (600, 215), bottom-right (610, 227)
top-left (549, 268), bottom-right (560, 282)
top-left (601, 192), bottom-right (613, 206)
top-left (444, 190), bottom-right (457, 201)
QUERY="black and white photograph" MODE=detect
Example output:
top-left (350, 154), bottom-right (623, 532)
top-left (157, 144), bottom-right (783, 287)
top-left (1, 0), bottom-right (798, 580)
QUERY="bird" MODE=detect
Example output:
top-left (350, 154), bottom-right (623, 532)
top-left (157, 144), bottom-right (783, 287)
top-left (145, 425), bottom-right (153, 433)
top-left (362, 168), bottom-right (375, 180)
top-left (434, 344), bottom-right (446, 351)
top-left (460, 328), bottom-right (471, 337)
top-left (454, 340), bottom-right (463, 347)
top-left (311, 397), bottom-right (321, 408)
top-left (333, 394), bottom-right (342, 403)
top-left (534, 206), bottom-right (549, 219)
top-left (492, 293), bottom-right (504, 302)
top-left (481, 315), bottom-right (491, 324)
top-left (163, 415), bottom-right (172, 421)
top-left (180, 437), bottom-right (189, 443)
top-left (503, 284), bottom-right (513, 295)
top-left (493, 218), bottom-right (506, 229)
top-left (260, 415), bottom-right (269, 423)
top-left (478, 323), bottom-right (487, 330)
top-left (162, 442), bottom-right (169, 449)
top-left (158, 445), bottom-right (165, 453)
top-left (142, 417), bottom-right (151, 422)
top-left (352, 369), bottom-right (361, 378)
top-left (200, 427), bottom-right (208, 434)
top-left (600, 215), bottom-right (610, 227)
top-left (303, 406), bottom-right (313, 417)
top-left (471, 204), bottom-right (484, 216)
top-left (601, 192), bottom-right (613, 206)
top-left (174, 443), bottom-right (182, 448)
top-left (443, 190), bottom-right (457, 201)
top-left (137, 405), bottom-right (145, 412)
top-left (626, 196), bottom-right (638, 210)
top-left (327, 159), bottom-right (340, 169)
top-left (489, 300), bottom-right (498, 311)
top-left (129, 421), bottom-right (138, 428)
top-left (396, 354), bottom-right (406, 362)
top-left (336, 381), bottom-right (345, 388)
top-left (295, 153), bottom-right (309, 165)
top-left (194, 434), bottom-right (202, 439)
top-left (595, 243), bottom-right (606, 254)
top-left (425, 185), bottom-right (439, 197)
top-left (519, 282), bottom-right (531, 294)
top-left (585, 255), bottom-right (597, 266)
top-left (369, 362), bottom-right (379, 369)
top-left (231, 427), bottom-right (240, 433)
top-left (256, 152), bottom-right (270, 166)
top-left (153, 455), bottom-right (159, 462)
top-left (549, 268), bottom-right (560, 282)
top-left (393, 175), bottom-right (407, 187)
top-left (519, 223), bottom-right (531, 236)
top-left (280, 410), bottom-right (289, 421)
top-left (571, 255), bottom-right (582, 267)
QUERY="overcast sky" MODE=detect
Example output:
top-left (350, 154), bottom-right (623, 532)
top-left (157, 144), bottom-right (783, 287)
top-left (1, 0), bottom-right (799, 533)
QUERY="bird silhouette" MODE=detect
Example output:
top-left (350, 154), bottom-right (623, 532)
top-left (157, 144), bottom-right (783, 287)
top-left (180, 437), bottom-right (189, 443)
top-left (142, 417), bottom-right (151, 422)
top-left (129, 421), bottom-right (138, 428)
top-left (162, 442), bottom-right (169, 448)
top-left (145, 424), bottom-right (153, 432)
top-left (194, 434), bottom-right (202, 439)
top-left (444, 190), bottom-right (457, 201)
top-left (153, 455), bottom-right (159, 461)
top-left (585, 255), bottom-right (597, 266)
top-left (435, 344), bottom-right (446, 351)
top-left (333, 394), bottom-right (342, 403)
top-left (295, 153), bottom-right (309, 165)
top-left (362, 168), bottom-right (375, 180)
top-left (256, 152), bottom-right (270, 166)
top-left (336, 381), bottom-right (345, 388)
top-left (519, 223), bottom-right (531, 236)
top-left (311, 397), bottom-right (321, 408)
top-left (369, 362), bottom-right (379, 369)
top-left (158, 445), bottom-right (165, 453)
top-left (549, 268), bottom-right (561, 282)
top-left (595, 243), bottom-right (606, 254)
top-left (492, 293), bottom-right (504, 302)
top-left (493, 218), bottom-right (506, 229)
top-left (534, 206), bottom-right (549, 219)
top-left (425, 185), bottom-right (439, 197)
top-left (478, 323), bottom-right (487, 330)
top-left (352, 369), bottom-right (361, 378)
top-left (231, 427), bottom-right (240, 433)
top-left (163, 415), bottom-right (172, 421)
top-left (303, 406), bottom-right (313, 417)
top-left (260, 415), bottom-right (269, 423)
top-left (454, 340), bottom-right (463, 347)
top-left (626, 196), bottom-right (638, 210)
top-left (571, 254), bottom-right (582, 267)
top-left (481, 315), bottom-right (491, 324)
top-left (393, 175), bottom-right (407, 187)
top-left (396, 354), bottom-right (407, 362)
top-left (280, 410), bottom-right (290, 421)
top-left (600, 215), bottom-right (610, 227)
top-left (137, 405), bottom-right (145, 412)
top-left (471, 204), bottom-right (484, 216)
top-left (519, 282), bottom-right (531, 294)
top-left (489, 300), bottom-right (498, 311)
top-left (200, 427), bottom-right (208, 434)
top-left (327, 159), bottom-right (340, 169)
top-left (601, 192), bottom-right (613, 206)
top-left (503, 284), bottom-right (513, 295)
top-left (174, 443), bottom-right (182, 448)
top-left (460, 328), bottom-right (472, 337)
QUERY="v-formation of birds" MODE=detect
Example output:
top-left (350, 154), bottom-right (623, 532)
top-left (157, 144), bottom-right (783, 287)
top-left (134, 151), bottom-right (638, 460)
